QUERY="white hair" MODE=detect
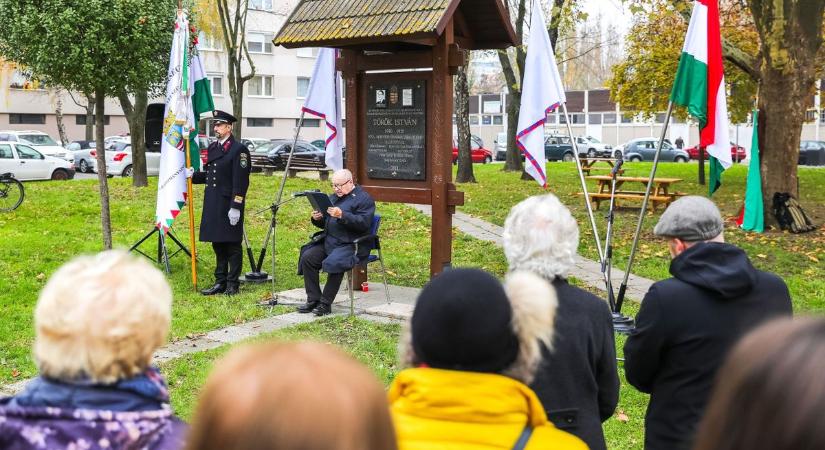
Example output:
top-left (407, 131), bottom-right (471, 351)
top-left (34, 250), bottom-right (172, 383)
top-left (502, 194), bottom-right (579, 280)
top-left (332, 168), bottom-right (353, 182)
top-left (398, 270), bottom-right (557, 385)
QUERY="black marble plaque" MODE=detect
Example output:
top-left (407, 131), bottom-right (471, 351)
top-left (366, 81), bottom-right (426, 180)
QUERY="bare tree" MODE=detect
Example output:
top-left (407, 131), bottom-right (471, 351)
top-left (455, 61), bottom-right (475, 183)
top-left (216, 0), bottom-right (256, 140)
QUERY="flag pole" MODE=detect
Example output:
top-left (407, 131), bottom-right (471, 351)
top-left (561, 103), bottom-right (604, 263)
top-left (185, 130), bottom-right (198, 290)
top-left (615, 101), bottom-right (675, 314)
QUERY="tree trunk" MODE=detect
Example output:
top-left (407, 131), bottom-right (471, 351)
top-left (54, 94), bottom-right (68, 146)
top-left (94, 88), bottom-right (113, 249)
top-left (455, 64), bottom-right (475, 183)
top-left (119, 91), bottom-right (149, 187)
top-left (85, 94), bottom-right (95, 141)
top-left (697, 147), bottom-right (705, 185)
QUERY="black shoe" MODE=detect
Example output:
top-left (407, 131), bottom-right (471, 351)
top-left (312, 303), bottom-right (332, 316)
top-left (297, 300), bottom-right (319, 314)
top-left (201, 284), bottom-right (226, 296)
top-left (224, 284), bottom-right (240, 295)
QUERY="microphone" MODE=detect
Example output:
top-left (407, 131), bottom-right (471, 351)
top-left (611, 157), bottom-right (624, 176)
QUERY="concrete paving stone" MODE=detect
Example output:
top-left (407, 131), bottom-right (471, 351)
top-left (163, 337), bottom-right (225, 356)
top-left (365, 302), bottom-right (415, 321)
top-left (151, 349), bottom-right (182, 365)
top-left (203, 324), bottom-right (259, 344)
top-left (278, 311), bottom-right (327, 325)
top-left (238, 316), bottom-right (294, 335)
top-left (362, 314), bottom-right (405, 325)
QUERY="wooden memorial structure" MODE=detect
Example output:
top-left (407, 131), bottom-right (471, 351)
top-left (275, 0), bottom-right (517, 276)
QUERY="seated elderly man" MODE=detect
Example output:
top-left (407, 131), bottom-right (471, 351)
top-left (502, 194), bottom-right (619, 450)
top-left (0, 250), bottom-right (186, 450)
top-left (296, 168), bottom-right (375, 316)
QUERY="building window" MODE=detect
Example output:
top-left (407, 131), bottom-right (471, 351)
top-left (493, 115), bottom-right (503, 125)
top-left (297, 119), bottom-right (321, 127)
top-left (297, 77), bottom-right (310, 98)
top-left (247, 32), bottom-right (273, 54)
top-left (655, 113), bottom-right (668, 123)
top-left (603, 113), bottom-right (617, 124)
top-left (198, 31), bottom-right (223, 50)
top-left (469, 115), bottom-right (479, 125)
top-left (820, 110), bottom-right (825, 124)
top-left (9, 70), bottom-right (44, 90)
top-left (588, 113), bottom-right (602, 124)
top-left (248, 75), bottom-right (273, 97)
top-left (247, 118), bottom-right (273, 127)
top-left (75, 115), bottom-right (110, 125)
top-left (481, 115), bottom-right (492, 125)
top-left (249, 0), bottom-right (272, 10)
top-left (482, 100), bottom-right (501, 114)
top-left (621, 113), bottom-right (634, 124)
top-left (297, 47), bottom-right (317, 58)
top-left (208, 74), bottom-right (223, 96)
top-left (9, 114), bottom-right (45, 125)
top-left (545, 112), bottom-right (557, 124)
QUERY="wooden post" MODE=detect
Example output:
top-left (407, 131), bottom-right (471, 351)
top-left (430, 19), bottom-right (454, 276)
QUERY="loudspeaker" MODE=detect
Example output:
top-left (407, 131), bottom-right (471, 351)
top-left (145, 103), bottom-right (164, 152)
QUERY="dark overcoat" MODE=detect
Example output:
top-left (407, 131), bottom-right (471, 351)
top-left (192, 136), bottom-right (251, 243)
top-left (297, 185), bottom-right (375, 274)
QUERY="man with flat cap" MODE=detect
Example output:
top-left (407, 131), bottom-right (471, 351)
top-left (623, 196), bottom-right (792, 450)
top-left (190, 110), bottom-right (251, 295)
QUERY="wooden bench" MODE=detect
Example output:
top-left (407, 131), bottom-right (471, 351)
top-left (287, 166), bottom-right (332, 181)
top-left (580, 175), bottom-right (685, 211)
top-left (579, 157), bottom-right (624, 176)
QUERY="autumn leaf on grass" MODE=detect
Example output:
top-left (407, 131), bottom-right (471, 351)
top-left (615, 409), bottom-right (629, 423)
top-left (11, 369), bottom-right (20, 378)
top-left (756, 254), bottom-right (767, 259)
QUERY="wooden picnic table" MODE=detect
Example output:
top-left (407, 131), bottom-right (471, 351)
top-left (583, 175), bottom-right (684, 210)
top-left (579, 157), bottom-right (624, 176)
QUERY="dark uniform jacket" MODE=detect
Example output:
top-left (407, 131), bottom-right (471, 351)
top-left (624, 242), bottom-right (792, 450)
top-left (192, 136), bottom-right (251, 242)
top-left (297, 185), bottom-right (375, 274)
top-left (530, 278), bottom-right (619, 450)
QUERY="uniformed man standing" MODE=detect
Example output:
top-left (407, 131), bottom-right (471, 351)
top-left (191, 110), bottom-right (251, 295)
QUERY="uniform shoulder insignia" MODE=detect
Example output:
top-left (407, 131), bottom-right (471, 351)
top-left (234, 195), bottom-right (244, 204)
top-left (240, 152), bottom-right (249, 169)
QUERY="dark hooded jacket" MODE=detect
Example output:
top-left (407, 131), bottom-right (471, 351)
top-left (624, 242), bottom-right (792, 450)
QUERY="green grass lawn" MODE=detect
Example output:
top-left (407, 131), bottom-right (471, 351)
top-left (0, 173), bottom-right (507, 384)
top-left (457, 162), bottom-right (825, 313)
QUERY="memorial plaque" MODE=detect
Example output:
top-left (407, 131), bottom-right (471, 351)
top-left (366, 81), bottom-right (426, 180)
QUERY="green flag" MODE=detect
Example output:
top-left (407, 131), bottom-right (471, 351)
top-left (741, 110), bottom-right (763, 232)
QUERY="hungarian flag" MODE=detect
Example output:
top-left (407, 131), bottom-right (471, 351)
top-left (670, 0), bottom-right (732, 195)
top-left (187, 50), bottom-right (214, 171)
top-left (516, 0), bottom-right (566, 187)
top-left (155, 12), bottom-right (193, 232)
top-left (740, 110), bottom-right (763, 232)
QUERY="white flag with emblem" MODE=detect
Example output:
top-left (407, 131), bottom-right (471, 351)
top-left (302, 48), bottom-right (344, 171)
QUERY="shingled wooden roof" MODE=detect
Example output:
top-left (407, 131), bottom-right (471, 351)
top-left (274, 0), bottom-right (517, 50)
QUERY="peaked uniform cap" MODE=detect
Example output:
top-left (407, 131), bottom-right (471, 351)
top-left (212, 110), bottom-right (237, 124)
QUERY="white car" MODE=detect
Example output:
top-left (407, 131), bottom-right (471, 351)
top-left (0, 142), bottom-right (75, 180)
top-left (575, 136), bottom-right (613, 158)
top-left (93, 142), bottom-right (161, 177)
top-left (0, 130), bottom-right (73, 163)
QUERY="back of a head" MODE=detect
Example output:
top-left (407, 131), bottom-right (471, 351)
top-left (502, 194), bottom-right (579, 279)
top-left (186, 341), bottom-right (397, 450)
top-left (34, 250), bottom-right (172, 384)
top-left (693, 317), bottom-right (825, 450)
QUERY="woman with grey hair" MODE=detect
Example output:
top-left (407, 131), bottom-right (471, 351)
top-left (503, 194), bottom-right (619, 450)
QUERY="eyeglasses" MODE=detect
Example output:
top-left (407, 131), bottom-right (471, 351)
top-left (332, 180), bottom-right (352, 189)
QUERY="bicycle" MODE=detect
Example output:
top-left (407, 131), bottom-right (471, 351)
top-left (0, 172), bottom-right (24, 212)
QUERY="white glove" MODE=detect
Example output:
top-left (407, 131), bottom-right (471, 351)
top-left (228, 208), bottom-right (240, 226)
top-left (184, 167), bottom-right (195, 178)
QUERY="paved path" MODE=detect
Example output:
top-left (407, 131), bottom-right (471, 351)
top-left (408, 205), bottom-right (655, 301)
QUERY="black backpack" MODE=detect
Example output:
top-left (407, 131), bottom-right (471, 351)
top-left (772, 192), bottom-right (816, 233)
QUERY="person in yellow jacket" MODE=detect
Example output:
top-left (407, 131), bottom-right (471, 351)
top-left (388, 268), bottom-right (587, 450)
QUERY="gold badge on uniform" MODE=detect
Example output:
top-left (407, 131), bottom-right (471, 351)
top-left (240, 152), bottom-right (249, 169)
top-left (234, 195), bottom-right (244, 204)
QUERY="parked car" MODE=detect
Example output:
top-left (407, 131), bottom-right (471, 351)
top-left (0, 130), bottom-right (73, 162)
top-left (104, 134), bottom-right (130, 150)
top-left (0, 142), bottom-right (74, 180)
top-left (267, 139), bottom-right (333, 170)
top-left (494, 132), bottom-right (508, 161)
top-left (241, 137), bottom-right (272, 151)
top-left (799, 140), bottom-right (825, 166)
top-left (686, 142), bottom-right (746, 162)
top-left (452, 135), bottom-right (493, 164)
top-left (248, 141), bottom-right (279, 171)
top-left (66, 140), bottom-right (97, 173)
top-left (92, 142), bottom-right (161, 177)
top-left (544, 134), bottom-right (578, 161)
top-left (310, 139), bottom-right (326, 150)
top-left (615, 137), bottom-right (689, 162)
top-left (574, 136), bottom-right (613, 158)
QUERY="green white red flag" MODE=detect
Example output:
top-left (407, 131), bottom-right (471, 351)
top-left (670, 0), bottom-right (732, 195)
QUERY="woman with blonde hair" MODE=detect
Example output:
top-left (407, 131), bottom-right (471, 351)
top-left (389, 268), bottom-right (586, 450)
top-left (0, 250), bottom-right (186, 449)
top-left (186, 341), bottom-right (397, 450)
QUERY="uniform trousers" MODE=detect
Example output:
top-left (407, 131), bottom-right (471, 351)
top-left (212, 241), bottom-right (243, 287)
top-left (300, 244), bottom-right (345, 305)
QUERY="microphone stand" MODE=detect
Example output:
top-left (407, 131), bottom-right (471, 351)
top-left (602, 157), bottom-right (634, 334)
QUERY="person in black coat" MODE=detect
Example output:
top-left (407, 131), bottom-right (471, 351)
top-left (624, 196), bottom-right (793, 450)
top-left (502, 194), bottom-right (620, 450)
top-left (296, 169), bottom-right (375, 316)
top-left (190, 110), bottom-right (251, 296)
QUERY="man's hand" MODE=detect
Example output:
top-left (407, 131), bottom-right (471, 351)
top-left (228, 208), bottom-right (240, 226)
top-left (184, 167), bottom-right (195, 178)
top-left (327, 207), bottom-right (343, 219)
top-left (311, 210), bottom-right (323, 221)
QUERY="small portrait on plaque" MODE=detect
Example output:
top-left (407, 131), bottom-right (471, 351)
top-left (389, 85), bottom-right (399, 105)
top-left (402, 88), bottom-right (414, 107)
top-left (375, 89), bottom-right (387, 108)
